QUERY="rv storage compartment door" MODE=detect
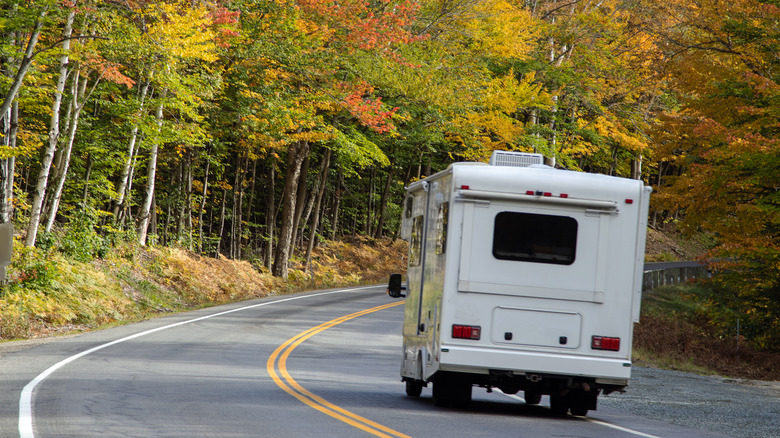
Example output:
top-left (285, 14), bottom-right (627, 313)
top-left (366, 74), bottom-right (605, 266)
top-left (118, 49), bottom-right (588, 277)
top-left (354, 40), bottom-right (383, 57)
top-left (458, 201), bottom-right (607, 303)
top-left (491, 307), bottom-right (582, 349)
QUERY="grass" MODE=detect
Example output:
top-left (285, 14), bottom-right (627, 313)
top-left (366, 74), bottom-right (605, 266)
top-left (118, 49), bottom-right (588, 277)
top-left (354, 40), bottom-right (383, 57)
top-left (634, 285), bottom-right (780, 381)
top-left (1, 236), bottom-right (407, 341)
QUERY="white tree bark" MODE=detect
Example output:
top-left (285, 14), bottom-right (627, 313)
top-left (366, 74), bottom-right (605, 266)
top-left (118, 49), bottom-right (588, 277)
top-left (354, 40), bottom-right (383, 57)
top-left (138, 94), bottom-right (165, 246)
top-left (0, 8), bottom-right (46, 126)
top-left (114, 80), bottom-right (150, 221)
top-left (45, 68), bottom-right (89, 232)
top-left (26, 8), bottom-right (75, 247)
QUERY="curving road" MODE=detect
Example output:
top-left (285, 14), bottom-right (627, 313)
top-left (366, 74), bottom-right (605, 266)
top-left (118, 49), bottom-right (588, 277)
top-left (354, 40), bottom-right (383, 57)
top-left (0, 285), bottom-right (777, 437)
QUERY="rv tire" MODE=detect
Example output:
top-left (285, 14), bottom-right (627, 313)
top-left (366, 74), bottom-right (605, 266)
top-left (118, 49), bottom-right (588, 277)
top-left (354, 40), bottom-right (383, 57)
top-left (432, 372), bottom-right (472, 407)
top-left (405, 379), bottom-right (424, 397)
top-left (524, 390), bottom-right (542, 405)
top-left (549, 394), bottom-right (568, 416)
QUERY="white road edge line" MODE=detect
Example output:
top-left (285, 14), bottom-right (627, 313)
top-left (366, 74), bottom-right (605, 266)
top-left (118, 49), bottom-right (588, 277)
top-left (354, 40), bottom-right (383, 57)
top-left (498, 391), bottom-right (661, 438)
top-left (18, 286), bottom-right (378, 438)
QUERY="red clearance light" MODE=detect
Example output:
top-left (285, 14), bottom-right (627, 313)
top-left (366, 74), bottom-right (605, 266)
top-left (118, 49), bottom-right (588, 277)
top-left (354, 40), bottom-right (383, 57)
top-left (543, 192), bottom-right (552, 197)
top-left (461, 185), bottom-right (470, 190)
top-left (592, 336), bottom-right (620, 351)
top-left (560, 193), bottom-right (569, 198)
top-left (526, 190), bottom-right (535, 196)
top-left (452, 325), bottom-right (481, 340)
top-left (625, 199), bottom-right (634, 204)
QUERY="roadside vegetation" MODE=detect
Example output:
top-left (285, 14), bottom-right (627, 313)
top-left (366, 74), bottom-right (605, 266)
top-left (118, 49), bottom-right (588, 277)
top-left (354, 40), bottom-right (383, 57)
top-left (635, 285), bottom-right (780, 381)
top-left (0, 234), bottom-right (406, 340)
top-left (2, 225), bottom-right (778, 381)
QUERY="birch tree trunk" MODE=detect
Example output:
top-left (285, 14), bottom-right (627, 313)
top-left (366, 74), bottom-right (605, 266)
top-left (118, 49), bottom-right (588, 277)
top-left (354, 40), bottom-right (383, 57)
top-left (0, 8), bottom-right (46, 125)
top-left (114, 80), bottom-right (150, 222)
top-left (26, 9), bottom-right (75, 247)
top-left (138, 96), bottom-right (165, 246)
top-left (45, 68), bottom-right (89, 232)
top-left (0, 101), bottom-right (17, 223)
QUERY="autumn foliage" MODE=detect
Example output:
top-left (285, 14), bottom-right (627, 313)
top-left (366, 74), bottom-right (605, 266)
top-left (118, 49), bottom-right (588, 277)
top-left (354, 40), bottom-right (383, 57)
top-left (0, 0), bottom-right (778, 350)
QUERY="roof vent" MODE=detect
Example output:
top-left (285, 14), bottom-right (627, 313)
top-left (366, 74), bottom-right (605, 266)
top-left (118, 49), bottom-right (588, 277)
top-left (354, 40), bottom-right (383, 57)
top-left (489, 150), bottom-right (544, 167)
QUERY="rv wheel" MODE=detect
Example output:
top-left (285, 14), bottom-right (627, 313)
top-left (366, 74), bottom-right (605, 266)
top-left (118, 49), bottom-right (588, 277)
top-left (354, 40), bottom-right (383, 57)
top-left (524, 390), bottom-right (542, 405)
top-left (549, 394), bottom-right (569, 416)
top-left (405, 380), bottom-right (423, 397)
top-left (569, 404), bottom-right (589, 417)
top-left (432, 372), bottom-right (472, 407)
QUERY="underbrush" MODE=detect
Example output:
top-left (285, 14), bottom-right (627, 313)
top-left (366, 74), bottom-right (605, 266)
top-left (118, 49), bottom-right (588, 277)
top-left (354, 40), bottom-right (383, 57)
top-left (0, 236), bottom-right (406, 341)
top-left (635, 285), bottom-right (780, 380)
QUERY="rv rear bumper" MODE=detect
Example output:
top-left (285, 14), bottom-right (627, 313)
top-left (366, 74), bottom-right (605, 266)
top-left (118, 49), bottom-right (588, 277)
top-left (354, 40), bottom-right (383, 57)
top-left (439, 345), bottom-right (631, 383)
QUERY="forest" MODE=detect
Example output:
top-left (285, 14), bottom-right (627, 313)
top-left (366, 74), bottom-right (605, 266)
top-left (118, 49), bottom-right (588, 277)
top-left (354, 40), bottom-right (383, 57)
top-left (0, 0), bottom-right (778, 350)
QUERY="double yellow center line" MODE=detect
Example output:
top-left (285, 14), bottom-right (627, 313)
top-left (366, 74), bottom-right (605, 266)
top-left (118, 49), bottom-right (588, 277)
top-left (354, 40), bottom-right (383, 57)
top-left (267, 301), bottom-right (411, 438)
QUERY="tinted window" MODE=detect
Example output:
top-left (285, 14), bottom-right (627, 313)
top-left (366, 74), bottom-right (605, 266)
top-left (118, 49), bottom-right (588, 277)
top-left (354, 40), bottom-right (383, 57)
top-left (493, 212), bottom-right (577, 265)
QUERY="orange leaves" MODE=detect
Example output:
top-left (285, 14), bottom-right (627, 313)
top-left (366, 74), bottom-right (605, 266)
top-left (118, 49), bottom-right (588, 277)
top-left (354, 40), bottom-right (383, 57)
top-left (81, 55), bottom-right (136, 88)
top-left (296, 0), bottom-right (421, 54)
top-left (339, 81), bottom-right (398, 134)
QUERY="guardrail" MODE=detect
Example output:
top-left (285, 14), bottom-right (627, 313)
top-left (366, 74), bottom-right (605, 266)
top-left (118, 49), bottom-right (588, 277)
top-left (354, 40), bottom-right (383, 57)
top-left (642, 261), bottom-right (709, 291)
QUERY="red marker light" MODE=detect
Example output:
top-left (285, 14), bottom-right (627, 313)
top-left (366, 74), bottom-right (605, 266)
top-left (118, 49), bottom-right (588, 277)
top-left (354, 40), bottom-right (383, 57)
top-left (625, 199), bottom-right (634, 204)
top-left (592, 336), bottom-right (620, 351)
top-left (543, 192), bottom-right (552, 197)
top-left (526, 190), bottom-right (535, 196)
top-left (560, 193), bottom-right (569, 198)
top-left (452, 325), bottom-right (481, 340)
top-left (461, 185), bottom-right (470, 190)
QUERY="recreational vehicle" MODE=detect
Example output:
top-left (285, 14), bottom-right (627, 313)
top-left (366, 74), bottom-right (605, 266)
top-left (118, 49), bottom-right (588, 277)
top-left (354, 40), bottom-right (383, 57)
top-left (387, 151), bottom-right (651, 416)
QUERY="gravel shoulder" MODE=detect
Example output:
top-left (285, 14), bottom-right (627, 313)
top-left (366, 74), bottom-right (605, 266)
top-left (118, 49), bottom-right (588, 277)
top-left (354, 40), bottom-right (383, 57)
top-left (600, 366), bottom-right (780, 438)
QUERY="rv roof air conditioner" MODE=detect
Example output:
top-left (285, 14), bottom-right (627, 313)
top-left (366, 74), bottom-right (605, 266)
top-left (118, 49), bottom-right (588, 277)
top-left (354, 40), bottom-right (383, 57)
top-left (489, 150), bottom-right (544, 167)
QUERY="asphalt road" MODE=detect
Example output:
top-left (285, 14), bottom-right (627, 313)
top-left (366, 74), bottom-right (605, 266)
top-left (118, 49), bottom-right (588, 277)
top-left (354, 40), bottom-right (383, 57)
top-left (1, 285), bottom-right (777, 437)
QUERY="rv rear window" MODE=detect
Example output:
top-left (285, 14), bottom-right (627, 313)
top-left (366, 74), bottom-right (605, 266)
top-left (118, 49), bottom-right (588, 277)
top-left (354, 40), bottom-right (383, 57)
top-left (492, 212), bottom-right (577, 265)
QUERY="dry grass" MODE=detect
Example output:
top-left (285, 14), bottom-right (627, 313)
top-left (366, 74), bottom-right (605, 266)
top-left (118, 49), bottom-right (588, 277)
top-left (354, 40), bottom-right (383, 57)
top-left (634, 313), bottom-right (780, 380)
top-left (1, 237), bottom-right (407, 342)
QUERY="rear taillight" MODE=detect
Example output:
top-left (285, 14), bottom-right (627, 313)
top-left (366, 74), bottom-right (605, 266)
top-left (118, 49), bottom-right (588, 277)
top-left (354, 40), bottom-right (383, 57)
top-left (592, 336), bottom-right (620, 351)
top-left (452, 325), bottom-right (481, 340)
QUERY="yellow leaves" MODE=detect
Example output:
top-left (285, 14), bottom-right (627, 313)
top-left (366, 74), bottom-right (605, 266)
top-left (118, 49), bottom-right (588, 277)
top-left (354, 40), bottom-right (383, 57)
top-left (482, 71), bottom-right (551, 112)
top-left (139, 2), bottom-right (218, 63)
top-left (593, 115), bottom-right (649, 153)
top-left (288, 130), bottom-right (335, 144)
top-left (457, 0), bottom-right (541, 59)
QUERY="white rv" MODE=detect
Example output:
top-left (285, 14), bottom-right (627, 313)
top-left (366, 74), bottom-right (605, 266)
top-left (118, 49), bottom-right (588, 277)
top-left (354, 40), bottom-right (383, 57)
top-left (387, 151), bottom-right (651, 416)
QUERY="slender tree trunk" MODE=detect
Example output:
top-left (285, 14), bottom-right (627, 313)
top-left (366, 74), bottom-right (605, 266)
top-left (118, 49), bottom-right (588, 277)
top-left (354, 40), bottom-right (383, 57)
top-left (0, 8), bottom-right (46, 125)
top-left (197, 150), bottom-right (211, 253)
top-left (1, 100), bottom-right (17, 222)
top-left (330, 169), bottom-right (343, 240)
top-left (114, 80), bottom-right (150, 222)
top-left (304, 148), bottom-right (331, 272)
top-left (138, 94), bottom-right (165, 246)
top-left (265, 162), bottom-right (276, 270)
top-left (82, 152), bottom-right (92, 203)
top-left (216, 186), bottom-right (227, 257)
top-left (232, 151), bottom-right (247, 259)
top-left (26, 8), bottom-right (75, 247)
top-left (374, 165), bottom-right (394, 239)
top-left (272, 140), bottom-right (309, 278)
top-left (289, 154), bottom-right (310, 256)
top-left (185, 151), bottom-right (193, 250)
top-left (46, 69), bottom-right (88, 232)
